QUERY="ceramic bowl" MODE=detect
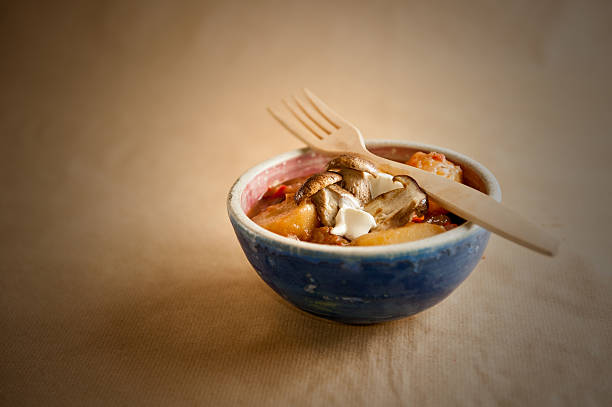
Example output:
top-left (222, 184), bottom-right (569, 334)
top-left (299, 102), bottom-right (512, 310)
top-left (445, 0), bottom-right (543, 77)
top-left (227, 140), bottom-right (501, 324)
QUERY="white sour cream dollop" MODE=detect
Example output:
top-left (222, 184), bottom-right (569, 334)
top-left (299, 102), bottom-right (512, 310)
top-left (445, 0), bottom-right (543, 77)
top-left (330, 192), bottom-right (375, 240)
top-left (366, 172), bottom-right (404, 199)
top-left (329, 170), bottom-right (404, 241)
top-left (331, 207), bottom-right (376, 240)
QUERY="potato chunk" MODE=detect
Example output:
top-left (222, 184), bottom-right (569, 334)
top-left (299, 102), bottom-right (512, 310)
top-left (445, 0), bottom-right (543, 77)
top-left (352, 223), bottom-right (445, 246)
top-left (251, 195), bottom-right (318, 240)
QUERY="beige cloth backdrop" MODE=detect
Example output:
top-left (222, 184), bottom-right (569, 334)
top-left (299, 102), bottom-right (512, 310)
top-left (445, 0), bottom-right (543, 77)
top-left (1, 1), bottom-right (611, 405)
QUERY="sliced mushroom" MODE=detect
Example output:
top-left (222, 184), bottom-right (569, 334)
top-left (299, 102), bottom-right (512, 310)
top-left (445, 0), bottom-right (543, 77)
top-left (327, 184), bottom-right (361, 208)
top-left (312, 184), bottom-right (360, 227)
top-left (294, 171), bottom-right (342, 205)
top-left (311, 188), bottom-right (339, 226)
top-left (364, 175), bottom-right (428, 230)
top-left (326, 154), bottom-right (378, 205)
top-left (338, 168), bottom-right (371, 205)
top-left (326, 154), bottom-right (379, 175)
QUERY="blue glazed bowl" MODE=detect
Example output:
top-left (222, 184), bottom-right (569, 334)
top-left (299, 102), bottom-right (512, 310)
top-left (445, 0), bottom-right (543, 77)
top-left (228, 140), bottom-right (501, 324)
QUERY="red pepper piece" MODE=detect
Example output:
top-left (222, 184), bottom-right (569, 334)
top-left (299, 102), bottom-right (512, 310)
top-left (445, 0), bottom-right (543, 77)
top-left (263, 184), bottom-right (288, 199)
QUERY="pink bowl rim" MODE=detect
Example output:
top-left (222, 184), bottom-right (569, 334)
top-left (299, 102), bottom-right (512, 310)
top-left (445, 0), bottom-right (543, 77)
top-left (228, 140), bottom-right (501, 257)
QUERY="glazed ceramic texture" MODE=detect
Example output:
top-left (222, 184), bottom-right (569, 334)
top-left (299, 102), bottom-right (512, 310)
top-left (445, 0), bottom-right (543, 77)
top-left (228, 141), bottom-right (500, 324)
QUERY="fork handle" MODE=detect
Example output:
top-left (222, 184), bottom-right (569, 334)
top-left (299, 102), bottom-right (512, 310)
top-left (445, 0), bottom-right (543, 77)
top-left (361, 152), bottom-right (559, 256)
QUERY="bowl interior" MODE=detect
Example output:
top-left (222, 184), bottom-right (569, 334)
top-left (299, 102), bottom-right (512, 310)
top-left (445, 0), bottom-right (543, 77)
top-left (241, 144), bottom-right (490, 215)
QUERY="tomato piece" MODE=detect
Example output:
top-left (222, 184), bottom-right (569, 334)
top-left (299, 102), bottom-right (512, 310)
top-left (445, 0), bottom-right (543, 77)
top-left (263, 184), bottom-right (288, 199)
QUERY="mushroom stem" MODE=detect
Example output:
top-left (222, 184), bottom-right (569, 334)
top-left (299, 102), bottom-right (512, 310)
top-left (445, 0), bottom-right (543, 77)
top-left (364, 175), bottom-right (428, 230)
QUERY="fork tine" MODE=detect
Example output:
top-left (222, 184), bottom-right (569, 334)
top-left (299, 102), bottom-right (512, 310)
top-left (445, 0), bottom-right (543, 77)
top-left (282, 98), bottom-right (326, 140)
top-left (267, 107), bottom-right (323, 148)
top-left (293, 95), bottom-right (334, 134)
top-left (303, 88), bottom-right (351, 128)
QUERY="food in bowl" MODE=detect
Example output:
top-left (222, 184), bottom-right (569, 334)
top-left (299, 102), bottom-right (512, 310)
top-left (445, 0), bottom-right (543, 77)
top-left (227, 140), bottom-right (500, 324)
top-left (249, 151), bottom-right (465, 246)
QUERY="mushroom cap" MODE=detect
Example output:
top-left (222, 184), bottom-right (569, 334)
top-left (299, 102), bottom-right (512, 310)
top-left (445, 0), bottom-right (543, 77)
top-left (294, 171), bottom-right (342, 205)
top-left (326, 154), bottom-right (378, 175)
top-left (392, 175), bottom-right (422, 188)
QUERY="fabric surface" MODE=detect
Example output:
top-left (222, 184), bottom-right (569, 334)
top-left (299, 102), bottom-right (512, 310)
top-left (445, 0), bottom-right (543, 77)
top-left (1, 1), bottom-right (611, 405)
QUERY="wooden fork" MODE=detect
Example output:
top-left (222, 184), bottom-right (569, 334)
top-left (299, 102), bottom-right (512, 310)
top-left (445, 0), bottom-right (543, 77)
top-left (268, 88), bottom-right (559, 256)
